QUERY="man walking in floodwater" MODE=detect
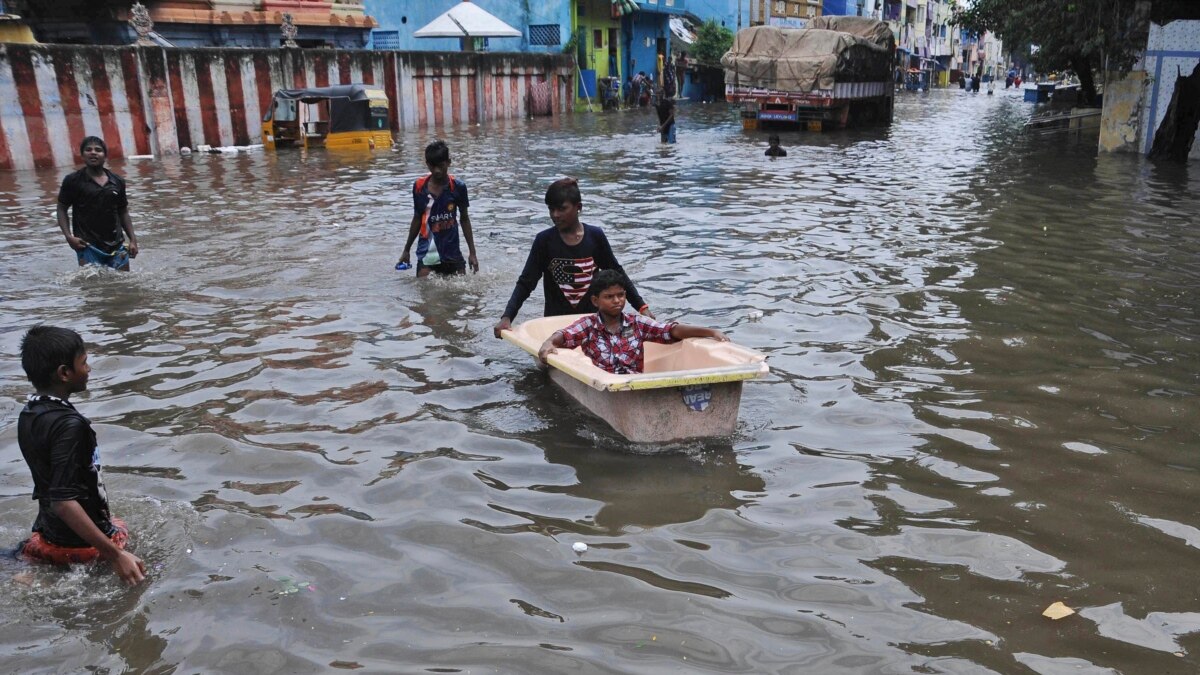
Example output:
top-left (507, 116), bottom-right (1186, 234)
top-left (56, 137), bottom-right (139, 271)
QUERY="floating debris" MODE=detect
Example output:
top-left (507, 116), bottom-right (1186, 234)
top-left (1042, 601), bottom-right (1075, 620)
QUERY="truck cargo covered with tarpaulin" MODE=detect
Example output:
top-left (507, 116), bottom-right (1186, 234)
top-left (722, 16), bottom-right (895, 130)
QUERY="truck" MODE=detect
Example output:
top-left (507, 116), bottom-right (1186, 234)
top-left (722, 16), bottom-right (896, 131)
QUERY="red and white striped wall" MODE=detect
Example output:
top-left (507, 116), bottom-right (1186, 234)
top-left (0, 45), bottom-right (573, 173)
top-left (0, 45), bottom-right (153, 171)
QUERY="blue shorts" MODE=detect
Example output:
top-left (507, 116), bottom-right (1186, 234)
top-left (77, 245), bottom-right (129, 269)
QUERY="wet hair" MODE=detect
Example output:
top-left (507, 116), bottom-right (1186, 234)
top-left (20, 325), bottom-right (85, 390)
top-left (545, 177), bottom-right (582, 207)
top-left (588, 269), bottom-right (631, 299)
top-left (424, 139), bottom-right (450, 166)
top-left (768, 134), bottom-right (781, 144)
top-left (80, 136), bottom-right (107, 155)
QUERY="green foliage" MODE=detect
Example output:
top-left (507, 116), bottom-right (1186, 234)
top-left (953, 0), bottom-right (1168, 103)
top-left (954, 0), bottom-right (1146, 76)
top-left (691, 19), bottom-right (734, 65)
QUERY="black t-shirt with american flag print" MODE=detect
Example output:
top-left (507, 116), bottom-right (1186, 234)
top-left (502, 224), bottom-right (647, 320)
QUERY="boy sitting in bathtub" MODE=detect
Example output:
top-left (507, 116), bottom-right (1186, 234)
top-left (538, 269), bottom-right (728, 375)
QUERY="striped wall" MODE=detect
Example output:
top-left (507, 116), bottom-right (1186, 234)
top-left (0, 45), bottom-right (573, 172)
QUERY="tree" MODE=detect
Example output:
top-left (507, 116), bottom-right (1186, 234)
top-left (955, 0), bottom-right (1200, 106)
top-left (691, 19), bottom-right (734, 66)
top-left (955, 0), bottom-right (1137, 105)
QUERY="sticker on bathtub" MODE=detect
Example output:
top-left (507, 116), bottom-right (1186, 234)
top-left (681, 385), bottom-right (712, 412)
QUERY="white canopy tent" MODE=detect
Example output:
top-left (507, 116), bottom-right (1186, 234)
top-left (413, 1), bottom-right (522, 51)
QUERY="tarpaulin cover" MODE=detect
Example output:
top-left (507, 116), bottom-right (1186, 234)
top-left (807, 15), bottom-right (895, 49)
top-left (722, 21), bottom-right (894, 92)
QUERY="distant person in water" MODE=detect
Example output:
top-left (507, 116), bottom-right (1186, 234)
top-left (656, 98), bottom-right (677, 144)
top-left (538, 269), bottom-right (728, 374)
top-left (57, 136), bottom-right (139, 271)
top-left (765, 134), bottom-right (787, 157)
top-left (16, 325), bottom-right (145, 585)
top-left (493, 178), bottom-right (653, 338)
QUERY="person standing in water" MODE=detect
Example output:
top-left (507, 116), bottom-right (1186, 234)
top-left (16, 325), bottom-right (145, 584)
top-left (397, 140), bottom-right (478, 277)
top-left (765, 135), bottom-right (787, 157)
top-left (56, 137), bottom-right (139, 271)
top-left (493, 178), bottom-right (653, 338)
top-left (656, 98), bottom-right (676, 144)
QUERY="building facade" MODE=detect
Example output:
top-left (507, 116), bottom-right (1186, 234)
top-left (363, 0), bottom-right (569, 54)
top-left (8, 0), bottom-right (375, 48)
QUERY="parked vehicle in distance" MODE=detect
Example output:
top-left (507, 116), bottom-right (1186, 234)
top-left (261, 84), bottom-right (392, 151)
top-left (722, 16), bottom-right (895, 131)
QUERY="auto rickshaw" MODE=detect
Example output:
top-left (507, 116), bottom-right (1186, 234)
top-left (261, 84), bottom-right (392, 151)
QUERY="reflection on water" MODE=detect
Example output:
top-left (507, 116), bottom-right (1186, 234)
top-left (1, 88), bottom-right (1199, 672)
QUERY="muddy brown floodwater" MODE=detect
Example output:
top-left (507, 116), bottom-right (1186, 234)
top-left (1, 88), bottom-right (1199, 674)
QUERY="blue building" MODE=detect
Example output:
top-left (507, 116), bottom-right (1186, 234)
top-left (822, 0), bottom-right (855, 16)
top-left (621, 0), bottom-right (690, 91)
top-left (364, 0), bottom-right (571, 53)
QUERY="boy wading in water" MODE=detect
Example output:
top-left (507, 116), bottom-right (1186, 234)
top-left (538, 269), bottom-right (728, 374)
top-left (16, 326), bottom-right (145, 585)
top-left (57, 136), bottom-right (139, 271)
top-left (765, 134), bottom-right (788, 157)
top-left (494, 178), bottom-right (653, 338)
top-left (397, 140), bottom-right (478, 277)
top-left (656, 98), bottom-right (677, 144)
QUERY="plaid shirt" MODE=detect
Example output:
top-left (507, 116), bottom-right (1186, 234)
top-left (559, 313), bottom-right (678, 374)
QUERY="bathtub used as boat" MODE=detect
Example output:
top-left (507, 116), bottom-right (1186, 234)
top-left (502, 314), bottom-right (769, 443)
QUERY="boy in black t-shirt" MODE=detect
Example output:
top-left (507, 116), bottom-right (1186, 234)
top-left (16, 326), bottom-right (145, 585)
top-left (765, 134), bottom-right (788, 157)
top-left (493, 178), bottom-right (653, 338)
top-left (56, 136), bottom-right (140, 271)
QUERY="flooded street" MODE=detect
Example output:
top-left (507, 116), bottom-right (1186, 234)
top-left (2, 88), bottom-right (1199, 673)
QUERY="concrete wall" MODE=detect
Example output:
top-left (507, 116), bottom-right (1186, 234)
top-left (0, 44), bottom-right (572, 172)
top-left (1098, 70), bottom-right (1148, 154)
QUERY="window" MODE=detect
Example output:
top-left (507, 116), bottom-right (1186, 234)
top-left (372, 31), bottom-right (399, 49)
top-left (529, 24), bottom-right (561, 46)
top-left (578, 0), bottom-right (586, 16)
top-left (593, 29), bottom-right (603, 49)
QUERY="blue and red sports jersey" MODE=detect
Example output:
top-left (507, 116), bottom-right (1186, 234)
top-left (413, 174), bottom-right (469, 262)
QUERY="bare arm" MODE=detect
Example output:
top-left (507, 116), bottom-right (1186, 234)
top-left (119, 206), bottom-right (138, 257)
top-left (495, 235), bottom-right (547, 337)
top-left (51, 500), bottom-right (145, 585)
top-left (459, 206), bottom-right (478, 273)
top-left (669, 324), bottom-right (729, 342)
top-left (538, 330), bottom-right (566, 364)
top-left (398, 212), bottom-right (422, 264)
top-left (57, 203), bottom-right (87, 251)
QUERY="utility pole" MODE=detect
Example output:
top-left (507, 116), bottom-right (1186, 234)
top-left (738, 0), bottom-right (743, 29)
